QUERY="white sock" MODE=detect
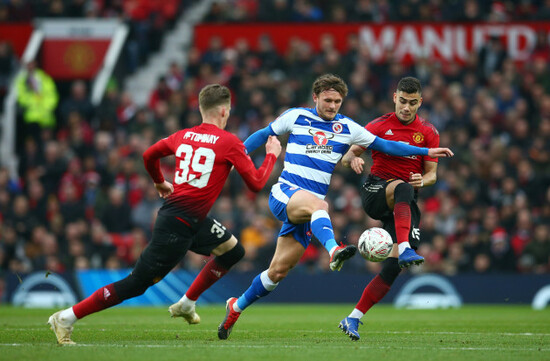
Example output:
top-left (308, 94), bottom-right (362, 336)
top-left (59, 307), bottom-right (77, 325)
top-left (349, 308), bottom-right (364, 319)
top-left (329, 245), bottom-right (338, 257)
top-left (398, 242), bottom-right (411, 255)
top-left (178, 295), bottom-right (196, 310)
top-left (233, 302), bottom-right (242, 313)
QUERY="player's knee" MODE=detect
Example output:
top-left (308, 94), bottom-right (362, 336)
top-left (113, 273), bottom-right (152, 300)
top-left (394, 182), bottom-right (414, 204)
top-left (316, 200), bottom-right (329, 212)
top-left (267, 265), bottom-right (290, 283)
top-left (379, 257), bottom-right (401, 285)
top-left (216, 242), bottom-right (245, 269)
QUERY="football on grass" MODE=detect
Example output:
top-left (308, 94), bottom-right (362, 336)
top-left (358, 227), bottom-right (393, 262)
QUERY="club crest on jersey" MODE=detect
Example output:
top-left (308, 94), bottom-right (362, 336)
top-left (306, 129), bottom-right (334, 154)
top-left (412, 132), bottom-right (424, 143)
top-left (332, 122), bottom-right (343, 134)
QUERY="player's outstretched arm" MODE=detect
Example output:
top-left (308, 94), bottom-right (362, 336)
top-left (243, 126), bottom-right (277, 154)
top-left (428, 147), bottom-right (454, 158)
top-left (368, 137), bottom-right (453, 158)
top-left (232, 136), bottom-right (281, 192)
top-left (342, 145), bottom-right (366, 175)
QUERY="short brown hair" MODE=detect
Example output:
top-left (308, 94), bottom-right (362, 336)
top-left (312, 74), bottom-right (348, 98)
top-left (199, 84), bottom-right (231, 111)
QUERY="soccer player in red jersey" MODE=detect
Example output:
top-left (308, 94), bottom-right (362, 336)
top-left (339, 77), bottom-right (444, 340)
top-left (47, 84), bottom-right (281, 345)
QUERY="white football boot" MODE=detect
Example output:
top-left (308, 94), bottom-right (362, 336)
top-left (48, 311), bottom-right (76, 345)
top-left (168, 302), bottom-right (200, 324)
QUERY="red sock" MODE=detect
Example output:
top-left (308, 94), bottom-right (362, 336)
top-left (185, 258), bottom-right (229, 301)
top-left (355, 275), bottom-right (391, 313)
top-left (393, 202), bottom-right (411, 244)
top-left (73, 284), bottom-right (120, 319)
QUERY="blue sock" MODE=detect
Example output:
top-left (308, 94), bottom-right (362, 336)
top-left (311, 210), bottom-right (338, 253)
top-left (236, 270), bottom-right (278, 311)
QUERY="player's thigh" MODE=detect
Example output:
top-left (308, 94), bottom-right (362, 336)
top-left (190, 217), bottom-right (233, 256)
top-left (132, 215), bottom-right (192, 283)
top-left (286, 190), bottom-right (326, 224)
top-left (211, 235), bottom-right (238, 256)
top-left (384, 179), bottom-right (405, 210)
top-left (361, 179), bottom-right (393, 219)
top-left (268, 234), bottom-right (306, 279)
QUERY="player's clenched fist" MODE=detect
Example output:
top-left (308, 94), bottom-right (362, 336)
top-left (154, 180), bottom-right (174, 198)
top-left (265, 136), bottom-right (282, 158)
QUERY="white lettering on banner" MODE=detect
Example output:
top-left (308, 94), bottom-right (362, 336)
top-left (359, 24), bottom-right (539, 63)
top-left (394, 274), bottom-right (462, 309)
top-left (508, 26), bottom-right (536, 60)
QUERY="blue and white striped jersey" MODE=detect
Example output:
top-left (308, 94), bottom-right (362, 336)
top-left (270, 107), bottom-right (376, 199)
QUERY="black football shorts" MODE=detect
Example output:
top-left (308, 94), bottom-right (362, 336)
top-left (132, 214), bottom-right (232, 283)
top-left (360, 175), bottom-right (421, 249)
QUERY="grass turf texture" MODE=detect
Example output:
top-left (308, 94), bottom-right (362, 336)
top-left (0, 305), bottom-right (548, 361)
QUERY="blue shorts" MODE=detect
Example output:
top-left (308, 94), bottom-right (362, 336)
top-left (268, 182), bottom-right (312, 249)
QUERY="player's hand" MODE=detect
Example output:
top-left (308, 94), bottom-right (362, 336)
top-left (350, 156), bottom-right (364, 174)
top-left (428, 147), bottom-right (454, 158)
top-left (265, 136), bottom-right (282, 158)
top-left (154, 181), bottom-right (174, 199)
top-left (409, 172), bottom-right (424, 189)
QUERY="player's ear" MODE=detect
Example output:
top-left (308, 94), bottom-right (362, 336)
top-left (312, 92), bottom-right (318, 103)
top-left (393, 92), bottom-right (397, 103)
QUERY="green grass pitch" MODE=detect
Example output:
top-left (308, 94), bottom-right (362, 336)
top-left (0, 305), bottom-right (548, 361)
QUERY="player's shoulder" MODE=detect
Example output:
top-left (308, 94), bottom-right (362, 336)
top-left (369, 112), bottom-right (393, 125)
top-left (417, 116), bottom-right (439, 135)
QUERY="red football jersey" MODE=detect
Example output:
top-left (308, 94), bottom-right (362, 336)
top-left (143, 123), bottom-right (275, 220)
top-left (366, 112), bottom-right (439, 181)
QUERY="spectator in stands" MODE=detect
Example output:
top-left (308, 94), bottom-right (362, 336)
top-left (477, 35), bottom-right (507, 84)
top-left (0, 41), bottom-right (17, 111)
top-left (15, 60), bottom-right (59, 146)
top-left (59, 80), bottom-right (94, 128)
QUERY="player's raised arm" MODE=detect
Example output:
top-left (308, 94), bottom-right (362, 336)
top-left (342, 145), bottom-right (366, 174)
top-left (243, 125), bottom-right (277, 154)
top-left (368, 136), bottom-right (453, 158)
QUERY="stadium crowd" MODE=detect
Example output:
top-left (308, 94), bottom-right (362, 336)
top-left (1, 1), bottom-right (550, 298)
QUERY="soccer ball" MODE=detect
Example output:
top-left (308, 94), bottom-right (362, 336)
top-left (358, 227), bottom-right (393, 262)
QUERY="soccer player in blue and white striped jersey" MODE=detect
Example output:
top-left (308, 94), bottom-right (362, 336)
top-left (217, 74), bottom-right (453, 339)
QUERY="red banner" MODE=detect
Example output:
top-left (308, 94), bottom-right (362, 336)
top-left (0, 24), bottom-right (33, 58)
top-left (41, 39), bottom-right (110, 80)
top-left (194, 22), bottom-right (550, 64)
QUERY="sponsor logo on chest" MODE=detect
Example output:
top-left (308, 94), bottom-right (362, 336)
top-left (307, 129), bottom-right (334, 154)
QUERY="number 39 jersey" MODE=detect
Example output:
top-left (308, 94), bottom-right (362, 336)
top-left (143, 123), bottom-right (276, 221)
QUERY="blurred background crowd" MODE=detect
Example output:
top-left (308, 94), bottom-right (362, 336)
top-left (1, 0), bottom-right (550, 296)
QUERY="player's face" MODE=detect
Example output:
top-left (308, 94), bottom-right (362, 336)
top-left (313, 89), bottom-right (343, 121)
top-left (393, 91), bottom-right (422, 125)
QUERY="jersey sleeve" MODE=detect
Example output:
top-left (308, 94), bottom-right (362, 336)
top-left (142, 134), bottom-right (176, 183)
top-left (269, 108), bottom-right (297, 135)
top-left (224, 137), bottom-right (277, 192)
top-left (349, 120), bottom-right (377, 149)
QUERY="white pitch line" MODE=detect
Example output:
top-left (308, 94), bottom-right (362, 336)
top-left (0, 343), bottom-right (548, 352)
